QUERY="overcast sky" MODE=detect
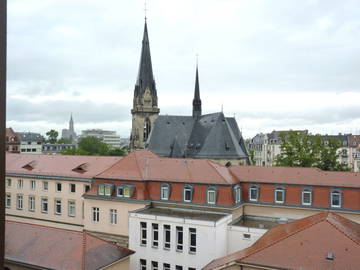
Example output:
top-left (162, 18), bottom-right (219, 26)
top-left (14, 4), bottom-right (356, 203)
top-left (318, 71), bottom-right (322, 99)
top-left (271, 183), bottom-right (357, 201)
top-left (6, 0), bottom-right (360, 139)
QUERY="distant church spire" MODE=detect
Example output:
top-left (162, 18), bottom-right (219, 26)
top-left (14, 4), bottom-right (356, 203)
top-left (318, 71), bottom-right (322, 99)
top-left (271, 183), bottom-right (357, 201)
top-left (192, 62), bottom-right (202, 118)
top-left (130, 18), bottom-right (160, 150)
top-left (69, 114), bottom-right (74, 132)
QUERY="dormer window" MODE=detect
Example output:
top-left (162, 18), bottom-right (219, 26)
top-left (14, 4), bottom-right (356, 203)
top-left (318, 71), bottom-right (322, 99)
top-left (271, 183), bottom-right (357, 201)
top-left (275, 187), bottom-right (285, 204)
top-left (331, 190), bottom-right (341, 208)
top-left (161, 183), bottom-right (170, 200)
top-left (183, 185), bottom-right (193, 202)
top-left (233, 185), bottom-right (241, 204)
top-left (117, 185), bottom-right (134, 198)
top-left (249, 185), bottom-right (259, 201)
top-left (98, 184), bottom-right (113, 196)
top-left (207, 187), bottom-right (217, 204)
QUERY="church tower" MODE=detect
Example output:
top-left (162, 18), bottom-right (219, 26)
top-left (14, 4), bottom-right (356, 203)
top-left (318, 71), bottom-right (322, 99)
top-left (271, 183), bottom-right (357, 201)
top-left (130, 20), bottom-right (160, 149)
top-left (192, 64), bottom-right (202, 118)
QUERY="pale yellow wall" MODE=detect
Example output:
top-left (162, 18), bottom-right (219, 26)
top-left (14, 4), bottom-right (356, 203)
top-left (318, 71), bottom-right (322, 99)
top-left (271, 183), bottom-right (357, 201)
top-left (5, 176), bottom-right (90, 227)
top-left (84, 197), bottom-right (147, 237)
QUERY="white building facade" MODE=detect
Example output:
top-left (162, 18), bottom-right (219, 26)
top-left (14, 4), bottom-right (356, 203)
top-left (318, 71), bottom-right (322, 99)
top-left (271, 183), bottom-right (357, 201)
top-left (80, 129), bottom-right (121, 148)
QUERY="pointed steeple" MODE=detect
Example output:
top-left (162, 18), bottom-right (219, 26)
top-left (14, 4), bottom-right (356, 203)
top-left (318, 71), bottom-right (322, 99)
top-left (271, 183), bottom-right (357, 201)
top-left (134, 20), bottom-right (157, 107)
top-left (69, 114), bottom-right (74, 132)
top-left (192, 64), bottom-right (202, 118)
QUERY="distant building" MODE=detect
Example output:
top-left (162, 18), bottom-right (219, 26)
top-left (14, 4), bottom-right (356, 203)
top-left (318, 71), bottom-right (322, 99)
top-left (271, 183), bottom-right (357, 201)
top-left (203, 211), bottom-right (360, 270)
top-left (5, 127), bottom-right (20, 153)
top-left (80, 129), bottom-right (121, 149)
top-left (42, 143), bottom-right (77, 154)
top-left (61, 114), bottom-right (77, 142)
top-left (248, 130), bottom-right (308, 166)
top-left (18, 132), bottom-right (45, 154)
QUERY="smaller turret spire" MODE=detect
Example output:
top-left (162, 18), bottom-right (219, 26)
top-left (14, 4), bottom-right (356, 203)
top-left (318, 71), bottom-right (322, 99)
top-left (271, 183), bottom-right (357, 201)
top-left (192, 62), bottom-right (202, 118)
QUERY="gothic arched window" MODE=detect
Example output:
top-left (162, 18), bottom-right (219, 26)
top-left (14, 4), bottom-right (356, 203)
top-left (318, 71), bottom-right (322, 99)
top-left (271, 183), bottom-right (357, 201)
top-left (143, 119), bottom-right (151, 142)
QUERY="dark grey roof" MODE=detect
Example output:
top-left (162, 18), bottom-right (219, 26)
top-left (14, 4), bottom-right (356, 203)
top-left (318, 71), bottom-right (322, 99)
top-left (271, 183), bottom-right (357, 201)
top-left (147, 112), bottom-right (248, 160)
top-left (18, 132), bottom-right (44, 142)
top-left (134, 20), bottom-right (157, 106)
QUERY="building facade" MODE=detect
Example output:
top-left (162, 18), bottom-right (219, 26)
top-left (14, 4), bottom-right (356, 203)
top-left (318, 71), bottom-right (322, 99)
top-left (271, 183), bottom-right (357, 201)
top-left (5, 127), bottom-right (20, 153)
top-left (18, 132), bottom-right (45, 154)
top-left (42, 143), bottom-right (77, 154)
top-left (80, 129), bottom-right (121, 149)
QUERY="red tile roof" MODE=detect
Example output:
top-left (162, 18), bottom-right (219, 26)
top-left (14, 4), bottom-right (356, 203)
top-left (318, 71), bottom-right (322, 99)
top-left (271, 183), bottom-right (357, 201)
top-left (230, 165), bottom-right (360, 188)
top-left (5, 221), bottom-right (134, 270)
top-left (203, 211), bottom-right (360, 270)
top-left (6, 153), bottom-right (122, 179)
top-left (95, 150), bottom-right (237, 185)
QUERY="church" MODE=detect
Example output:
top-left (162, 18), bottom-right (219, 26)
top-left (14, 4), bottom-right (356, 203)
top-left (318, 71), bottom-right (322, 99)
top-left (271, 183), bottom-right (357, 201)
top-left (130, 20), bottom-right (249, 165)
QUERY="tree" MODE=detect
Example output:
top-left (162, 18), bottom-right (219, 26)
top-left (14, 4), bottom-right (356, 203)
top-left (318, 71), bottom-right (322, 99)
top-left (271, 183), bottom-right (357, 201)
top-left (248, 149), bottom-right (255, 165)
top-left (61, 136), bottom-right (127, 156)
top-left (46, 129), bottom-right (59, 144)
top-left (275, 131), bottom-right (349, 171)
top-left (58, 138), bottom-right (72, 144)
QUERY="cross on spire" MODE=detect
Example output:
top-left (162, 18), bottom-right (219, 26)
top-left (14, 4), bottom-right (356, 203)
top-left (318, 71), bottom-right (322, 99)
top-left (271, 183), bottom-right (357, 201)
top-left (144, 0), bottom-right (148, 20)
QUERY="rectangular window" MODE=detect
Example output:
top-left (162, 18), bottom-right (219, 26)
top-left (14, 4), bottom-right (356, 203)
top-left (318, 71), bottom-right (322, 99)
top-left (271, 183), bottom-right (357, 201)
top-left (331, 191), bottom-right (341, 207)
top-left (249, 187), bottom-right (258, 201)
top-left (31, 180), bottom-right (36, 190)
top-left (105, 185), bottom-right (111, 196)
top-left (152, 223), bottom-right (159, 248)
top-left (164, 225), bottom-right (171, 249)
top-left (17, 179), bottom-right (23, 189)
top-left (140, 259), bottom-right (147, 270)
top-left (184, 188), bottom-right (192, 202)
top-left (275, 189), bottom-right (285, 203)
top-left (17, 194), bottom-right (23, 210)
top-left (6, 178), bottom-right (11, 188)
top-left (43, 181), bottom-right (48, 191)
top-left (70, 183), bottom-right (76, 193)
top-left (302, 190), bottom-right (312, 205)
top-left (29, 196), bottom-right (35, 211)
top-left (176, 266), bottom-right (183, 270)
top-left (92, 207), bottom-right (100, 222)
top-left (163, 263), bottom-right (170, 270)
top-left (110, 209), bottom-right (117, 224)
top-left (56, 183), bottom-right (62, 192)
top-left (117, 186), bottom-right (123, 197)
top-left (99, 185), bottom-right (105, 195)
top-left (151, 261), bottom-right (158, 270)
top-left (189, 268), bottom-right (196, 270)
top-left (207, 190), bottom-right (216, 204)
top-left (84, 184), bottom-right (91, 193)
top-left (124, 187), bottom-right (131, 197)
top-left (189, 228), bottom-right (196, 253)
top-left (68, 200), bottom-right (76, 217)
top-left (55, 199), bottom-right (62, 215)
top-left (6, 193), bottom-right (11, 208)
top-left (161, 186), bottom-right (169, 200)
top-left (41, 198), bottom-right (48, 213)
top-left (176, 226), bottom-right (183, 251)
top-left (140, 222), bottom-right (147, 245)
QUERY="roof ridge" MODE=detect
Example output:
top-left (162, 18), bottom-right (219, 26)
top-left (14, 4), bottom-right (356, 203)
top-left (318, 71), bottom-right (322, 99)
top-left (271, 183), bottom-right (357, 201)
top-left (6, 220), bottom-right (82, 235)
top-left (240, 212), bottom-right (328, 261)
top-left (326, 213), bottom-right (360, 246)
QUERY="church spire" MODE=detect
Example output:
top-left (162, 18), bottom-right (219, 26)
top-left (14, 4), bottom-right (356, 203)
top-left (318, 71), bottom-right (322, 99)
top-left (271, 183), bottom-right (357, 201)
top-left (192, 63), bottom-right (202, 118)
top-left (69, 114), bottom-right (74, 132)
top-left (134, 19), bottom-right (157, 107)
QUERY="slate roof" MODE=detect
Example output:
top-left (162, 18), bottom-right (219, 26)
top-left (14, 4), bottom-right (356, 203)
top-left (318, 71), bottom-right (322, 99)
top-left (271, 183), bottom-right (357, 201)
top-left (5, 221), bottom-right (134, 270)
top-left (147, 112), bottom-right (249, 160)
top-left (203, 211), bottom-right (360, 270)
top-left (18, 132), bottom-right (45, 142)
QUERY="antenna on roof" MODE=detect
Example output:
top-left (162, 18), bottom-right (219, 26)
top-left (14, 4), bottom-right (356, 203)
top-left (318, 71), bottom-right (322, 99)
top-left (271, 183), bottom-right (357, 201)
top-left (144, 0), bottom-right (148, 21)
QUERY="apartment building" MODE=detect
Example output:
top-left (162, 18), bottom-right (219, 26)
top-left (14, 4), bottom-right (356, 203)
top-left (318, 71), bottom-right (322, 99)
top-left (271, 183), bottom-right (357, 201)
top-left (5, 153), bottom-right (122, 230)
top-left (18, 132), bottom-right (45, 154)
top-left (80, 129), bottom-right (121, 149)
